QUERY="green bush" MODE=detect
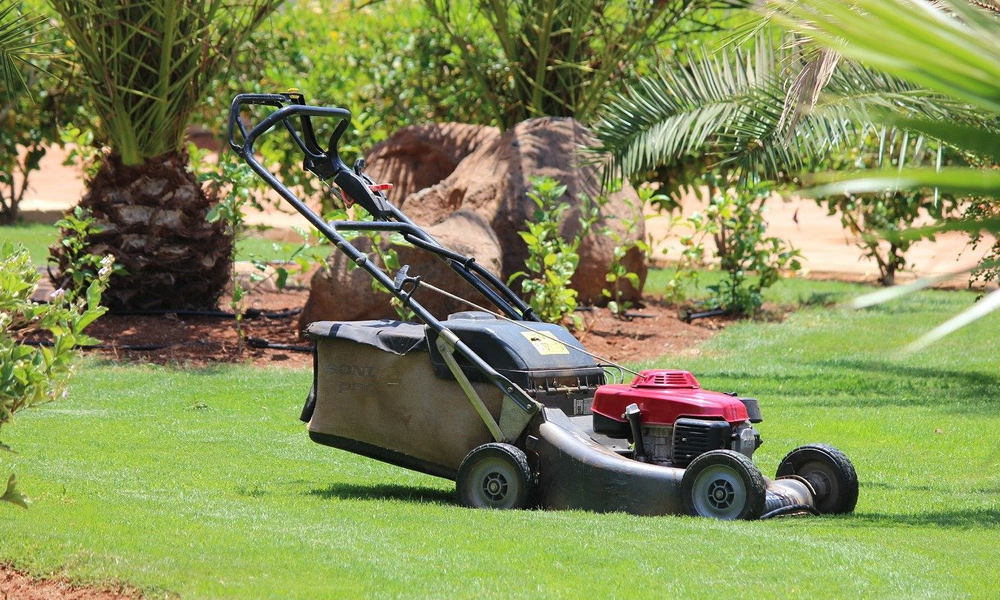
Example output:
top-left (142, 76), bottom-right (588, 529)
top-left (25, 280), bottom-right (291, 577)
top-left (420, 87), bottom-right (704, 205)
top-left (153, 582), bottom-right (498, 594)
top-left (199, 0), bottom-right (480, 203)
top-left (509, 177), bottom-right (594, 328)
top-left (670, 178), bottom-right (801, 316)
top-left (0, 1), bottom-right (87, 225)
top-left (423, 0), bottom-right (724, 130)
top-left (1, 240), bottom-right (111, 508)
top-left (814, 134), bottom-right (965, 286)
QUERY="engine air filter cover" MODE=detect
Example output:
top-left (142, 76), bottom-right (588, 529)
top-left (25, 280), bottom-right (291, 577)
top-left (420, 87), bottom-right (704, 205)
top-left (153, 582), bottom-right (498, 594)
top-left (592, 369), bottom-right (750, 429)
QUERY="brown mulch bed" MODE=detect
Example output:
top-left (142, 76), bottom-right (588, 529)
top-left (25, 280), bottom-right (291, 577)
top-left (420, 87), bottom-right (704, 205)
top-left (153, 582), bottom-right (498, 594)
top-left (79, 288), bottom-right (316, 368)
top-left (1, 566), bottom-right (141, 600)
top-left (7, 289), bottom-right (731, 599)
top-left (71, 289), bottom-right (727, 369)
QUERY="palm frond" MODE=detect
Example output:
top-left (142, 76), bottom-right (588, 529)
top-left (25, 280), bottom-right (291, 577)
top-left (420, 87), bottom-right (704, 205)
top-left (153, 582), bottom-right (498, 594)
top-left (595, 21), bottom-right (991, 189)
top-left (593, 37), bottom-right (791, 182)
top-left (765, 0), bottom-right (1000, 115)
top-left (48, 0), bottom-right (282, 164)
top-left (0, 1), bottom-right (49, 95)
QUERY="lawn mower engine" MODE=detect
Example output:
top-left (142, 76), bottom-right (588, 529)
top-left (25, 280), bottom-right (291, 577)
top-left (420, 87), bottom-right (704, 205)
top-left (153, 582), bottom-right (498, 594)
top-left (592, 369), bottom-right (763, 466)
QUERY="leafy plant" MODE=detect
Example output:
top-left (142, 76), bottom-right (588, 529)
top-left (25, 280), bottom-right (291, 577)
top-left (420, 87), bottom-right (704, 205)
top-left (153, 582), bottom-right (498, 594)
top-left (1, 240), bottom-right (112, 508)
top-left (602, 187), bottom-right (656, 318)
top-left (48, 206), bottom-right (126, 296)
top-left (202, 153), bottom-right (265, 354)
top-left (201, 151), bottom-right (323, 352)
top-left (669, 177), bottom-right (801, 316)
top-left (424, 0), bottom-right (727, 130)
top-left (509, 176), bottom-right (591, 327)
top-left (763, 0), bottom-right (1000, 348)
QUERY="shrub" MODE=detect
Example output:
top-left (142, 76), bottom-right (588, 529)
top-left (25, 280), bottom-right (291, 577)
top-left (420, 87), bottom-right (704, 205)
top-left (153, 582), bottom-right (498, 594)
top-left (1, 240), bottom-right (112, 508)
top-left (602, 186), bottom-right (658, 318)
top-left (199, 1), bottom-right (479, 204)
top-left (423, 0), bottom-right (723, 130)
top-left (509, 177), bottom-right (592, 328)
top-left (670, 178), bottom-right (801, 316)
top-left (813, 133), bottom-right (965, 286)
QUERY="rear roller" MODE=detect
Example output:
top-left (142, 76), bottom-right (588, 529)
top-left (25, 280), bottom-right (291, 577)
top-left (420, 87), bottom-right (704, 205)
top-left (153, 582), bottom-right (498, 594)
top-left (457, 443), bottom-right (535, 510)
top-left (776, 444), bottom-right (858, 514)
top-left (681, 450), bottom-right (767, 520)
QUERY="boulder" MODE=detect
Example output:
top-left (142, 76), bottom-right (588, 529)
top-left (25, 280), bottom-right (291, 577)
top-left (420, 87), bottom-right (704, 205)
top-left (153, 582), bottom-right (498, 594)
top-left (363, 123), bottom-right (500, 202)
top-left (299, 211), bottom-right (503, 327)
top-left (401, 117), bottom-right (646, 304)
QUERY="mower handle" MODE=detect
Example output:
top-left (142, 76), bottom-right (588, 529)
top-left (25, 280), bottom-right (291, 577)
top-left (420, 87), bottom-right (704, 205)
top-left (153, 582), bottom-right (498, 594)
top-left (227, 92), bottom-right (391, 219)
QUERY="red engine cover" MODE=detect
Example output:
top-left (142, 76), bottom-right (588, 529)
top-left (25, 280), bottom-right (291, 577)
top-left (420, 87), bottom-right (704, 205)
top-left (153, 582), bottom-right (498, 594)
top-left (592, 369), bottom-right (749, 426)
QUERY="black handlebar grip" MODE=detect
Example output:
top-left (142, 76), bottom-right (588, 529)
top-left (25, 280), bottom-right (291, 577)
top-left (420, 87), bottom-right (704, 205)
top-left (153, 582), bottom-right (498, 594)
top-left (333, 170), bottom-right (391, 219)
top-left (228, 93), bottom-right (288, 154)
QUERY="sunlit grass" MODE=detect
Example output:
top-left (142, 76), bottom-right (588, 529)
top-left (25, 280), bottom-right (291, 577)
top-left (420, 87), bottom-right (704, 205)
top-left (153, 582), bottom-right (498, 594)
top-left (0, 222), bottom-right (328, 266)
top-left (1, 283), bottom-right (998, 599)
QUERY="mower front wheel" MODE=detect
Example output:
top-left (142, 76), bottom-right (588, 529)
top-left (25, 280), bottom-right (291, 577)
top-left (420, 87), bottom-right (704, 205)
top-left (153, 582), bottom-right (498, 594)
top-left (776, 444), bottom-right (858, 514)
top-left (681, 450), bottom-right (767, 520)
top-left (457, 443), bottom-right (535, 510)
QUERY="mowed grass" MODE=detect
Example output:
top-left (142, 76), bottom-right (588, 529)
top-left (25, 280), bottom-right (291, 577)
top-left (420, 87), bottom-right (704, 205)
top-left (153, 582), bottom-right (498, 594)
top-left (2, 282), bottom-right (999, 599)
top-left (0, 222), bottom-right (56, 264)
top-left (0, 222), bottom-right (325, 265)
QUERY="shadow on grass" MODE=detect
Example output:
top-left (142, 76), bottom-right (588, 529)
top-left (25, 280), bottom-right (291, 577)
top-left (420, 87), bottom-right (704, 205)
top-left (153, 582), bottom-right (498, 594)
top-left (309, 482), bottom-right (455, 505)
top-left (813, 359), bottom-right (1000, 410)
top-left (703, 360), bottom-right (1000, 413)
top-left (849, 507), bottom-right (1000, 529)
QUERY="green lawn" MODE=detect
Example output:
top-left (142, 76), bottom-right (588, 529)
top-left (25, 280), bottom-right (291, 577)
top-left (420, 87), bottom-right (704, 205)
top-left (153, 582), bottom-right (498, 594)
top-left (2, 282), bottom-right (998, 599)
top-left (0, 223), bottom-right (326, 265)
top-left (0, 222), bottom-right (56, 264)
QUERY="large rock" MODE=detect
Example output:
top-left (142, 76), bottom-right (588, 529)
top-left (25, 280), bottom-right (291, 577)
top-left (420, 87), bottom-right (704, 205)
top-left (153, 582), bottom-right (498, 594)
top-left (363, 123), bottom-right (500, 202)
top-left (402, 117), bottom-right (646, 304)
top-left (299, 211), bottom-right (503, 327)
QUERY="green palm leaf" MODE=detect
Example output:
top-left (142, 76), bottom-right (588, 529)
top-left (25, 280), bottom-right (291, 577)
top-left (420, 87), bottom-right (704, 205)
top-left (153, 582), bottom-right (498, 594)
top-left (764, 0), bottom-right (1000, 347)
top-left (48, 0), bottom-right (282, 165)
top-left (765, 0), bottom-right (1000, 115)
top-left (592, 32), bottom-right (972, 185)
top-left (0, 1), bottom-right (48, 95)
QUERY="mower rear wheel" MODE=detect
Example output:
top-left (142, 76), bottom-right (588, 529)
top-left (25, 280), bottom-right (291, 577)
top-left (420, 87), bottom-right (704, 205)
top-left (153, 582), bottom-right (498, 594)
top-left (776, 444), bottom-right (858, 514)
top-left (457, 443), bottom-right (534, 510)
top-left (681, 450), bottom-right (767, 520)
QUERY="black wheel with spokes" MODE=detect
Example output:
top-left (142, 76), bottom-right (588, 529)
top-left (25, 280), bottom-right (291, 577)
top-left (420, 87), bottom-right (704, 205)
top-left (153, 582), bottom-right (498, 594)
top-left (776, 444), bottom-right (858, 515)
top-left (456, 443), bottom-right (534, 510)
top-left (681, 450), bottom-right (767, 520)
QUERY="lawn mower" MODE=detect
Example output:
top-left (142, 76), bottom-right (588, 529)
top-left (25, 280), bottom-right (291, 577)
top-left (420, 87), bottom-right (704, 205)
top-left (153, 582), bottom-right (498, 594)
top-left (228, 92), bottom-right (859, 520)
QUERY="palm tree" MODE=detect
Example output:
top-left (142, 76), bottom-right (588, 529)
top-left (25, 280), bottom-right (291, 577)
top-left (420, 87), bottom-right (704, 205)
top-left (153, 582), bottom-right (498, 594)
top-left (592, 12), bottom-right (996, 285)
top-left (47, 0), bottom-right (282, 310)
top-left (423, 0), bottom-right (735, 130)
top-left (598, 0), bottom-right (1000, 344)
top-left (0, 1), bottom-right (46, 93)
top-left (764, 0), bottom-right (1000, 349)
top-left (593, 29), bottom-right (982, 186)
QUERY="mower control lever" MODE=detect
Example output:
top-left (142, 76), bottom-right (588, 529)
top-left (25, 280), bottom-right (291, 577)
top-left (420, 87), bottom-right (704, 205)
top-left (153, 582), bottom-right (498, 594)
top-left (393, 265), bottom-right (421, 299)
top-left (624, 403), bottom-right (648, 462)
top-left (228, 92), bottom-right (393, 219)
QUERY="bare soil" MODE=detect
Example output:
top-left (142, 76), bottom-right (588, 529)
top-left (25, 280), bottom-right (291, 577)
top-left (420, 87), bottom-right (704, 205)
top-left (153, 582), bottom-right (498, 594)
top-left (69, 289), bottom-right (726, 369)
top-left (1, 566), bottom-right (141, 600)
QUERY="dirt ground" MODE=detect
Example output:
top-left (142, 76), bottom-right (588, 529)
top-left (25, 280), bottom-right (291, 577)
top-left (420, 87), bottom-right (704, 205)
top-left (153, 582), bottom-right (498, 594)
top-left (21, 284), bottom-right (726, 369)
top-left (0, 566), bottom-right (141, 600)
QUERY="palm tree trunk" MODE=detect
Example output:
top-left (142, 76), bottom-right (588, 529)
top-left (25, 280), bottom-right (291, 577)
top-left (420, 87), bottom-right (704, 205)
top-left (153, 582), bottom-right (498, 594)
top-left (52, 150), bottom-right (232, 311)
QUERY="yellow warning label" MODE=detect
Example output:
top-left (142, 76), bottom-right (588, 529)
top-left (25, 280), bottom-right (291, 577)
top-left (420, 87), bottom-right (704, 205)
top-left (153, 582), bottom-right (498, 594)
top-left (521, 332), bottom-right (569, 355)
